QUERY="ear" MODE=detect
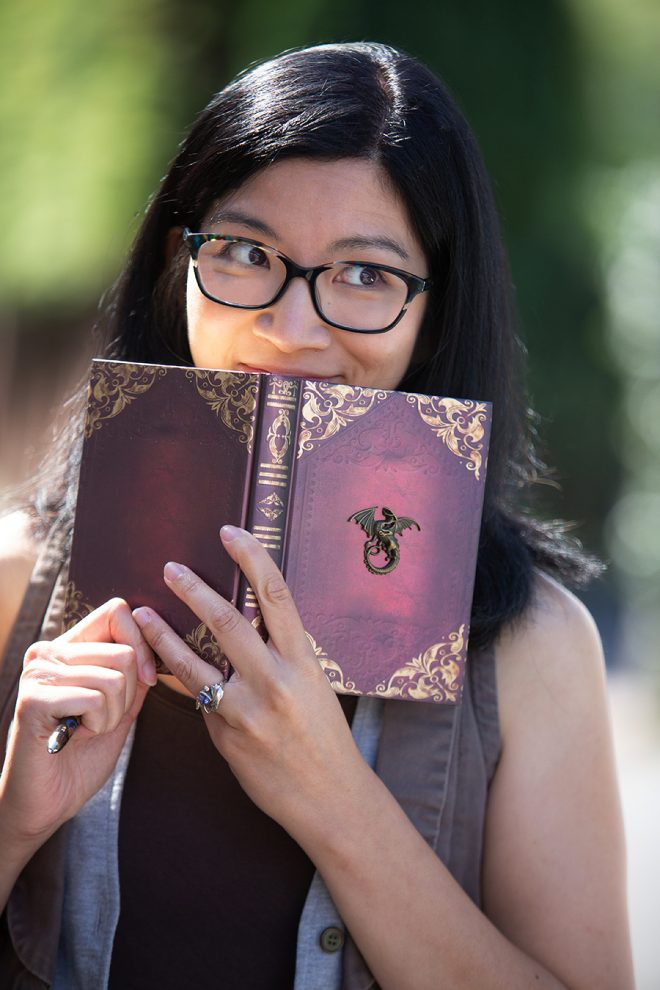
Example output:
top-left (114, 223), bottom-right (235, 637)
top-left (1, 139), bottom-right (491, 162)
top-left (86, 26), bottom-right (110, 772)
top-left (165, 226), bottom-right (184, 266)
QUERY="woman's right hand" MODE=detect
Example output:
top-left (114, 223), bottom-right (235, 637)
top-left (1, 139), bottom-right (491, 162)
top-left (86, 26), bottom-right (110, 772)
top-left (0, 598), bottom-right (156, 854)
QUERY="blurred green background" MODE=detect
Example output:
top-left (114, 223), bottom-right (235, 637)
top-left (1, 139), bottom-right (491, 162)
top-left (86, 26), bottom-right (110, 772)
top-left (0, 0), bottom-right (658, 670)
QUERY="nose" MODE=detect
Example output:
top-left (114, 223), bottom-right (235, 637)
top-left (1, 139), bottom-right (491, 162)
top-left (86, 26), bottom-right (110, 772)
top-left (252, 276), bottom-right (331, 353)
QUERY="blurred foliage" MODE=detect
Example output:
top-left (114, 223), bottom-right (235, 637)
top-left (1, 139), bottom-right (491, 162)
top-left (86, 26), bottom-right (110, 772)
top-left (0, 0), bottom-right (179, 304)
top-left (0, 0), bottom-right (658, 660)
top-left (568, 0), bottom-right (660, 668)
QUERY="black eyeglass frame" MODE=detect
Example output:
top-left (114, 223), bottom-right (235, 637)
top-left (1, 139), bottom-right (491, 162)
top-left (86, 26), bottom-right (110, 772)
top-left (182, 228), bottom-right (432, 334)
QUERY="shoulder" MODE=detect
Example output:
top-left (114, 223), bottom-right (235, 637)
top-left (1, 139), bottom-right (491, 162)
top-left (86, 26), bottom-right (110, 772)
top-left (483, 574), bottom-right (633, 987)
top-left (495, 570), bottom-right (607, 745)
top-left (0, 511), bottom-right (39, 660)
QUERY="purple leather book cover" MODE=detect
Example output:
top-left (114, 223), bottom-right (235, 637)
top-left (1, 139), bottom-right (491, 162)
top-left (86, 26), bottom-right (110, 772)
top-left (66, 361), bottom-right (491, 701)
top-left (65, 361), bottom-right (259, 673)
top-left (283, 382), bottom-right (490, 704)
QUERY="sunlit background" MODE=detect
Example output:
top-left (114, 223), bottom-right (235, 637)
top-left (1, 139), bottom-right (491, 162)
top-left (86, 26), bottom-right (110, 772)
top-left (0, 0), bottom-right (659, 983)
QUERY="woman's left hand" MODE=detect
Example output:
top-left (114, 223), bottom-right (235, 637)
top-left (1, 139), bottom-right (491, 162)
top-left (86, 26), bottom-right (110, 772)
top-left (132, 524), bottom-right (367, 842)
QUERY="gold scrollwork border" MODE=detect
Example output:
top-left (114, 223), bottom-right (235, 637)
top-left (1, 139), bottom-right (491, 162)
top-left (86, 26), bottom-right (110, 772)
top-left (184, 622), bottom-right (230, 676)
top-left (186, 370), bottom-right (258, 453)
top-left (62, 581), bottom-right (94, 631)
top-left (85, 363), bottom-right (167, 438)
top-left (407, 395), bottom-right (489, 480)
top-left (297, 382), bottom-right (388, 458)
top-left (257, 492), bottom-right (285, 520)
top-left (305, 632), bottom-right (358, 693)
top-left (271, 377), bottom-right (298, 398)
top-left (267, 408), bottom-right (292, 463)
top-left (305, 625), bottom-right (466, 703)
top-left (373, 625), bottom-right (466, 703)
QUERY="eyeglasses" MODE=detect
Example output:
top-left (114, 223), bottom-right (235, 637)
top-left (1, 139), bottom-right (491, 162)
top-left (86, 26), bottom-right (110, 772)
top-left (182, 229), bottom-right (431, 334)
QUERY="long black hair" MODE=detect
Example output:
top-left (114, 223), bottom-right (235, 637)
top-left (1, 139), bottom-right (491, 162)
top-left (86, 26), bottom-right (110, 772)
top-left (27, 42), bottom-right (601, 648)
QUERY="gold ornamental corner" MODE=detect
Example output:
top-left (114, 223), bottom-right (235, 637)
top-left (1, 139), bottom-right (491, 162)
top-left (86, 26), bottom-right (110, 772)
top-left (85, 363), bottom-right (167, 438)
top-left (407, 395), bottom-right (488, 480)
top-left (373, 625), bottom-right (466, 703)
top-left (297, 382), bottom-right (388, 458)
top-left (305, 626), bottom-right (466, 703)
top-left (186, 369), bottom-right (258, 453)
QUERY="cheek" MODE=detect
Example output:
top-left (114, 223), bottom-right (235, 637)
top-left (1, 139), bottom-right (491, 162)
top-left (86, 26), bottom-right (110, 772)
top-left (379, 309), bottom-right (425, 379)
top-left (185, 266), bottom-right (237, 367)
top-left (347, 334), bottom-right (416, 390)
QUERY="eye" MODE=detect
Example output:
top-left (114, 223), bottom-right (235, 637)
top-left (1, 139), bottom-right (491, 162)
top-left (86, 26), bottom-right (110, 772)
top-left (216, 239), bottom-right (270, 268)
top-left (336, 264), bottom-right (387, 288)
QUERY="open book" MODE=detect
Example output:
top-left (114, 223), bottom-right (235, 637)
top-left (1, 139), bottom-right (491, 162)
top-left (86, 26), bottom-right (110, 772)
top-left (65, 359), bottom-right (491, 704)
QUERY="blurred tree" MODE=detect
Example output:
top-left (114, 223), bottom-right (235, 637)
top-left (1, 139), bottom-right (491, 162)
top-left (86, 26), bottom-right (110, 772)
top-left (569, 0), bottom-right (660, 670)
top-left (0, 0), bottom-right (181, 306)
top-left (0, 0), bottom-right (189, 486)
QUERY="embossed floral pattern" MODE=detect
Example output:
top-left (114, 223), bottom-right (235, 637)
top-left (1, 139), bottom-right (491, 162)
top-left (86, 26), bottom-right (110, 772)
top-left (85, 362), bottom-right (166, 438)
top-left (267, 408), bottom-right (292, 463)
top-left (257, 492), bottom-right (285, 520)
top-left (407, 395), bottom-right (488, 480)
top-left (270, 377), bottom-right (298, 398)
top-left (186, 369), bottom-right (258, 452)
top-left (298, 382), bottom-right (388, 458)
top-left (304, 626), bottom-right (465, 702)
top-left (305, 632), bottom-right (358, 693)
top-left (373, 625), bottom-right (466, 703)
top-left (63, 581), bottom-right (94, 630)
top-left (184, 622), bottom-right (230, 676)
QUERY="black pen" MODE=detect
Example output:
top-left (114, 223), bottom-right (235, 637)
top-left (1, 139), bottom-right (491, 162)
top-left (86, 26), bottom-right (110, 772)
top-left (47, 716), bottom-right (80, 754)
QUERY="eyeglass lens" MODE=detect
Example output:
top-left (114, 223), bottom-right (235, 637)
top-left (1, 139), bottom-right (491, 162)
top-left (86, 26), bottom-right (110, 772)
top-left (195, 238), bottom-right (410, 331)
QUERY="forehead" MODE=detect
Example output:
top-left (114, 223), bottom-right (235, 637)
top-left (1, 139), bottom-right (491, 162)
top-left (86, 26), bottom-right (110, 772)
top-left (202, 158), bottom-right (424, 264)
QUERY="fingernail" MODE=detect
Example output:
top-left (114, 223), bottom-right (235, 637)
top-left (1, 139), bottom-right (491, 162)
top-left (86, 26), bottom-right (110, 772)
top-left (132, 610), bottom-right (158, 686)
top-left (132, 606), bottom-right (152, 628)
top-left (164, 561), bottom-right (185, 581)
top-left (141, 659), bottom-right (158, 686)
top-left (220, 525), bottom-right (243, 543)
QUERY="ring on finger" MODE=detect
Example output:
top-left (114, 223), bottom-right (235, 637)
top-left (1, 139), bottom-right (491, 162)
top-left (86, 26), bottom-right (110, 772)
top-left (195, 681), bottom-right (225, 715)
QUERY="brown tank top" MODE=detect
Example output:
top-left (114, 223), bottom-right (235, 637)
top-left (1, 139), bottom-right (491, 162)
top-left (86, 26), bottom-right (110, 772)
top-left (108, 679), bottom-right (357, 989)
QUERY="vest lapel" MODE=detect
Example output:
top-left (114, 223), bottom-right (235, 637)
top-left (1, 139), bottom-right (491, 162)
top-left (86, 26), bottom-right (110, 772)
top-left (341, 698), bottom-right (461, 989)
top-left (0, 526), bottom-right (66, 735)
top-left (1, 527), bottom-right (69, 986)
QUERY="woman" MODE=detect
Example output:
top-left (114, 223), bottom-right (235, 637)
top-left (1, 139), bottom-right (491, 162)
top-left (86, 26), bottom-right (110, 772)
top-left (0, 42), bottom-right (633, 989)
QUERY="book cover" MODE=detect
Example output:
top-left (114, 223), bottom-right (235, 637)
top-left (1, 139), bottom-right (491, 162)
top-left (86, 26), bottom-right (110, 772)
top-left (65, 359), bottom-right (491, 704)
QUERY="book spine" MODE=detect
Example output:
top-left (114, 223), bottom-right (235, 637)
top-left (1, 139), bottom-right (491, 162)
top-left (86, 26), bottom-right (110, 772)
top-left (237, 375), bottom-right (302, 631)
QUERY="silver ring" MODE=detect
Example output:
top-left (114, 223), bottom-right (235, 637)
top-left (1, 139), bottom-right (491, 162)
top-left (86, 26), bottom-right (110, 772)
top-left (195, 681), bottom-right (225, 714)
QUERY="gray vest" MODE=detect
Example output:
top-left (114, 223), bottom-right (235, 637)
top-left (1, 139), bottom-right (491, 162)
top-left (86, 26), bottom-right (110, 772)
top-left (0, 528), bottom-right (500, 989)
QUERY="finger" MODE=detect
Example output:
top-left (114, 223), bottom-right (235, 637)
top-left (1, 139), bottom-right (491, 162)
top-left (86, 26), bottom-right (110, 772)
top-left (132, 606), bottom-right (225, 697)
top-left (133, 608), bottom-right (250, 731)
top-left (18, 677), bottom-right (125, 739)
top-left (59, 598), bottom-right (157, 686)
top-left (161, 561), bottom-right (273, 678)
top-left (24, 640), bottom-right (138, 715)
top-left (219, 527), bottom-right (311, 662)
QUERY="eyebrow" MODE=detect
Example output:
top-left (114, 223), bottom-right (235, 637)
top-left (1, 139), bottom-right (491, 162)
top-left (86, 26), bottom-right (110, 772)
top-left (204, 209), bottom-right (411, 262)
top-left (328, 235), bottom-right (410, 262)
top-left (205, 209), bottom-right (279, 241)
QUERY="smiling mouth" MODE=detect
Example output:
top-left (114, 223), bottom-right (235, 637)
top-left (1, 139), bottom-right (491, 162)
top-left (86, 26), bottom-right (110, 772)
top-left (237, 363), bottom-right (341, 381)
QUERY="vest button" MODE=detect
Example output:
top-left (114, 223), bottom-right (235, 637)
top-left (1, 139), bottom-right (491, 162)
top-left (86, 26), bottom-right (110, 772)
top-left (319, 926), bottom-right (345, 953)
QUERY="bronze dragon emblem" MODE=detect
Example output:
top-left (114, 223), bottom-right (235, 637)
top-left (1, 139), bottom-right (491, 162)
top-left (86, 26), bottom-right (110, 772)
top-left (347, 506), bottom-right (421, 575)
